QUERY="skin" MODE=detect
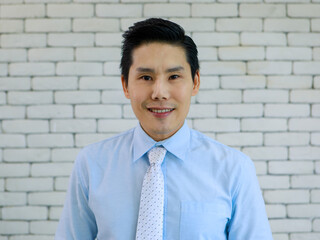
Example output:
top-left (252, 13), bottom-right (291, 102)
top-left (122, 42), bottom-right (200, 141)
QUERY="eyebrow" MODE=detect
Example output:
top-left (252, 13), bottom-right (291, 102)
top-left (136, 66), bottom-right (185, 73)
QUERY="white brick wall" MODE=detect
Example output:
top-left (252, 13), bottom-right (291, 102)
top-left (0, 1), bottom-right (319, 239)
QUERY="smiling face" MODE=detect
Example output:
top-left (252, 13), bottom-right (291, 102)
top-left (122, 42), bottom-right (200, 141)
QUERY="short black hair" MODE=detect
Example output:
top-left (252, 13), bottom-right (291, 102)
top-left (120, 18), bottom-right (199, 85)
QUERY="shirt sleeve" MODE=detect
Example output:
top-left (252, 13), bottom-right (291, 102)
top-left (227, 156), bottom-right (273, 240)
top-left (55, 149), bottom-right (97, 240)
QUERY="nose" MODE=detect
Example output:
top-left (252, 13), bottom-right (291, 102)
top-left (151, 78), bottom-right (169, 100)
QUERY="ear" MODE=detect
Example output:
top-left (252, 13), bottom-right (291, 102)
top-left (191, 70), bottom-right (200, 96)
top-left (121, 75), bottom-right (130, 99)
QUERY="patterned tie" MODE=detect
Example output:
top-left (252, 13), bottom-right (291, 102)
top-left (136, 147), bottom-right (167, 240)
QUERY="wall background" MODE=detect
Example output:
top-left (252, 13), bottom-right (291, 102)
top-left (0, 0), bottom-right (319, 239)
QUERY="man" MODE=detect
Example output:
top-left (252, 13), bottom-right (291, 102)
top-left (55, 18), bottom-right (273, 239)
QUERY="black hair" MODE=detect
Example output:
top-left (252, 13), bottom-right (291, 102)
top-left (120, 18), bottom-right (199, 85)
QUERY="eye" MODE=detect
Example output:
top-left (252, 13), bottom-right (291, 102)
top-left (169, 75), bottom-right (179, 80)
top-left (140, 75), bottom-right (152, 81)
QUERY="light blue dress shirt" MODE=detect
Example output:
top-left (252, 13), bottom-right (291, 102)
top-left (55, 122), bottom-right (273, 240)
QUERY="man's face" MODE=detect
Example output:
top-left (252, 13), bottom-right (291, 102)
top-left (122, 42), bottom-right (200, 141)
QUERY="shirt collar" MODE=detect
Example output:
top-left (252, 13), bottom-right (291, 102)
top-left (132, 121), bottom-right (190, 163)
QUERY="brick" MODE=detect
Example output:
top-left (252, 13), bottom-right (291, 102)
top-left (312, 19), bottom-right (320, 32)
top-left (243, 147), bottom-right (287, 160)
top-left (244, 90), bottom-right (289, 103)
top-left (314, 48), bottom-right (320, 60)
top-left (0, 163), bottom-right (29, 177)
top-left (192, 4), bottom-right (237, 17)
top-left (51, 119), bottom-right (96, 133)
top-left (216, 132), bottom-right (263, 146)
top-left (258, 176), bottom-right (289, 189)
top-left (288, 204), bottom-right (320, 218)
top-left (0, 193), bottom-right (26, 206)
top-left (221, 76), bottom-right (265, 89)
top-left (28, 192), bottom-right (66, 205)
top-left (314, 219), bottom-right (320, 231)
top-left (265, 104), bottom-right (310, 117)
top-left (169, 18), bottom-right (215, 32)
top-left (240, 4), bottom-right (285, 17)
top-left (0, 49), bottom-right (26, 62)
top-left (98, 119), bottom-right (138, 132)
top-left (311, 133), bottom-right (320, 145)
top-left (269, 161), bottom-right (313, 174)
top-left (26, 0), bottom-right (70, 2)
top-left (32, 77), bottom-right (77, 90)
top-left (0, 106), bottom-right (25, 119)
top-left (31, 163), bottom-right (73, 177)
top-left (76, 47), bottom-right (121, 61)
top-left (8, 91), bottom-right (53, 105)
top-left (9, 235), bottom-right (53, 240)
top-left (217, 104), bottom-right (263, 117)
top-left (28, 134), bottom-right (74, 148)
top-left (254, 161), bottom-right (267, 175)
top-left (289, 118), bottom-right (320, 131)
top-left (313, 104), bottom-right (320, 116)
top-left (0, 92), bottom-right (6, 104)
top-left (248, 61), bottom-right (291, 75)
top-left (2, 206), bottom-right (47, 220)
top-left (120, 18), bottom-right (145, 31)
top-left (3, 120), bottom-right (49, 133)
top-left (288, 4), bottom-right (320, 17)
top-left (241, 32), bottom-right (286, 46)
top-left (265, 19), bottom-right (309, 32)
top-left (187, 104), bottom-right (216, 118)
top-left (219, 47), bottom-right (264, 60)
top-left (200, 76), bottom-right (220, 89)
top-left (76, 133), bottom-right (114, 147)
top-left (312, 190), bottom-right (320, 202)
top-left (192, 33), bottom-right (239, 46)
top-left (75, 104), bottom-right (122, 118)
top-left (292, 175), bottom-right (320, 188)
top-left (96, 4), bottom-right (142, 17)
top-left (217, 18), bottom-right (262, 32)
top-left (29, 48), bottom-right (73, 62)
top-left (264, 190), bottom-right (309, 203)
top-left (144, 4), bottom-right (190, 17)
top-left (270, 219), bottom-right (311, 233)
top-left (316, 77), bottom-right (320, 88)
top-left (267, 76), bottom-right (312, 89)
top-left (52, 148), bottom-right (80, 162)
top-left (241, 118), bottom-right (287, 132)
top-left (0, 63), bottom-right (8, 76)
top-left (55, 91), bottom-right (100, 104)
top-left (102, 90), bottom-right (129, 104)
top-left (0, 20), bottom-right (23, 33)
top-left (197, 90), bottom-right (242, 103)
top-left (316, 161), bottom-right (320, 174)
top-left (123, 104), bottom-right (135, 119)
top-left (288, 33), bottom-right (320, 46)
top-left (0, 0), bottom-right (22, 2)
top-left (0, 221), bottom-right (28, 234)
top-left (73, 18), bottom-right (119, 32)
top-left (291, 233), bottom-right (320, 240)
top-left (50, 206), bottom-right (63, 219)
top-left (30, 221), bottom-right (58, 234)
top-left (0, 134), bottom-right (25, 147)
top-left (10, 63), bottom-right (55, 76)
top-left (57, 62), bottom-right (103, 76)
top-left (291, 90), bottom-right (320, 103)
top-left (194, 119), bottom-right (240, 132)
top-left (198, 47), bottom-right (218, 61)
top-left (104, 62), bottom-right (121, 75)
top-left (55, 178), bottom-right (69, 191)
top-left (48, 33), bottom-right (94, 47)
top-left (265, 133), bottom-right (309, 146)
top-left (95, 33), bottom-right (122, 46)
top-left (27, 105), bottom-right (73, 119)
top-left (267, 47), bottom-right (311, 60)
top-left (47, 4), bottom-right (94, 17)
top-left (0, 4), bottom-right (45, 18)
top-left (4, 148), bottom-right (50, 162)
top-left (266, 204), bottom-right (286, 218)
top-left (290, 147), bottom-right (320, 160)
top-left (201, 62), bottom-right (246, 75)
top-left (294, 62), bottom-right (320, 75)
top-left (26, 19), bottom-right (71, 32)
top-left (1, 34), bottom-right (46, 48)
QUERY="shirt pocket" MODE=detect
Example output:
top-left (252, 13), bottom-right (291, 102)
top-left (179, 201), bottom-right (229, 240)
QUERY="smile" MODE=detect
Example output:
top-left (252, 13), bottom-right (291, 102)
top-left (148, 108), bottom-right (174, 113)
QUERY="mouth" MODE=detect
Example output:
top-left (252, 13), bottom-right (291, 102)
top-left (148, 108), bottom-right (174, 113)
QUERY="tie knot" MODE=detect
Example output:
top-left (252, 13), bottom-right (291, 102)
top-left (148, 147), bottom-right (167, 165)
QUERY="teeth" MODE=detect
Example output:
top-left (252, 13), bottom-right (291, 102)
top-left (150, 109), bottom-right (172, 113)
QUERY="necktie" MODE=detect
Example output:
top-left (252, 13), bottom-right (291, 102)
top-left (136, 147), bottom-right (167, 240)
